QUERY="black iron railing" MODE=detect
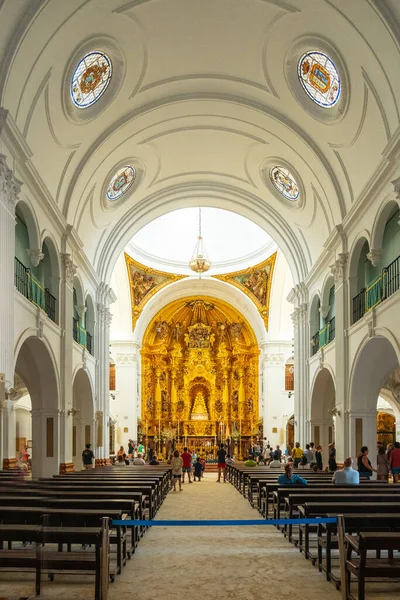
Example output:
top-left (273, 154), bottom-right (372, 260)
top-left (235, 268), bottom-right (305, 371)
top-left (353, 288), bottom-right (366, 323)
top-left (352, 253), bottom-right (400, 324)
top-left (87, 332), bottom-right (93, 355)
top-left (14, 257), bottom-right (56, 323)
top-left (329, 316), bottom-right (336, 342)
top-left (311, 332), bottom-right (319, 356)
top-left (73, 318), bottom-right (93, 355)
top-left (384, 255), bottom-right (400, 299)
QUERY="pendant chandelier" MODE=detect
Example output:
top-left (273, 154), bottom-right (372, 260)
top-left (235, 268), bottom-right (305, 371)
top-left (189, 208), bottom-right (211, 274)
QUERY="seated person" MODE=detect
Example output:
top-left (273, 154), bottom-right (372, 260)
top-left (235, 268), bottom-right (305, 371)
top-left (225, 453), bottom-right (235, 465)
top-left (114, 454), bottom-right (127, 467)
top-left (133, 453), bottom-right (146, 465)
top-left (244, 455), bottom-right (257, 467)
top-left (332, 456), bottom-right (359, 484)
top-left (277, 463), bottom-right (308, 485)
top-left (193, 457), bottom-right (203, 481)
top-left (149, 454), bottom-right (160, 465)
top-left (269, 452), bottom-right (283, 468)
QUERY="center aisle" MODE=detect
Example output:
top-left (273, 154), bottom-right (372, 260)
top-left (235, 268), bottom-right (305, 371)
top-left (110, 473), bottom-right (339, 600)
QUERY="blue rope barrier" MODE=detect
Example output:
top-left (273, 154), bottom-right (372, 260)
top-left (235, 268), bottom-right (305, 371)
top-left (112, 517), bottom-right (338, 527)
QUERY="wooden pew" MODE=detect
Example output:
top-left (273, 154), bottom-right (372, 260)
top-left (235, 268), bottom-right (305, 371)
top-left (344, 532), bottom-right (400, 600)
top-left (0, 521), bottom-right (109, 600)
top-left (316, 512), bottom-right (400, 584)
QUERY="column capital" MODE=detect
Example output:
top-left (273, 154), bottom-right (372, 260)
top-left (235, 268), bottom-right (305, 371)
top-left (366, 249), bottom-right (382, 267)
top-left (26, 248), bottom-right (45, 267)
top-left (329, 252), bottom-right (349, 285)
top-left (75, 304), bottom-right (87, 320)
top-left (319, 304), bottom-right (330, 319)
top-left (61, 253), bottom-right (78, 284)
top-left (0, 154), bottom-right (21, 213)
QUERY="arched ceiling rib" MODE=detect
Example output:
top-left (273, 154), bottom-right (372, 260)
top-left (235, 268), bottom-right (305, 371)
top-left (0, 0), bottom-right (399, 284)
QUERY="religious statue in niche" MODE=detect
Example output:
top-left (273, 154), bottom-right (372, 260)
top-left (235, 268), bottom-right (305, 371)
top-left (191, 391), bottom-right (209, 420)
top-left (230, 322), bottom-right (243, 342)
top-left (161, 390), bottom-right (169, 413)
top-left (176, 400), bottom-right (185, 414)
top-left (155, 321), bottom-right (169, 341)
top-left (146, 397), bottom-right (154, 412)
top-left (247, 397), bottom-right (253, 412)
top-left (232, 390), bottom-right (239, 412)
top-left (185, 323), bottom-right (215, 349)
top-left (214, 398), bottom-right (223, 414)
top-left (173, 322), bottom-right (184, 342)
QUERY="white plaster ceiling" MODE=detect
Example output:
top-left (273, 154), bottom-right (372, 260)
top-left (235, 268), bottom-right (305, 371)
top-left (0, 0), bottom-right (399, 284)
top-left (126, 207), bottom-right (276, 275)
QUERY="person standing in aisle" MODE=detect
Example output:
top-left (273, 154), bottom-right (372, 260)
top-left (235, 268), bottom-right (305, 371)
top-left (291, 442), bottom-right (303, 468)
top-left (170, 450), bottom-right (183, 492)
top-left (181, 447), bottom-right (193, 484)
top-left (216, 443), bottom-right (227, 482)
top-left (82, 443), bottom-right (95, 470)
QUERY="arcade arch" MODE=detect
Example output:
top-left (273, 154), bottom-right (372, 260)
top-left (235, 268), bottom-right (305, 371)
top-left (72, 368), bottom-right (95, 470)
top-left (310, 368), bottom-right (336, 457)
top-left (14, 336), bottom-right (60, 477)
top-left (349, 335), bottom-right (400, 458)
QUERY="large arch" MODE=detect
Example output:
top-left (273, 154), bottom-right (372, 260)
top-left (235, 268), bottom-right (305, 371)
top-left (72, 368), bottom-right (95, 470)
top-left (310, 367), bottom-right (336, 460)
top-left (14, 336), bottom-right (60, 477)
top-left (349, 334), bottom-right (400, 458)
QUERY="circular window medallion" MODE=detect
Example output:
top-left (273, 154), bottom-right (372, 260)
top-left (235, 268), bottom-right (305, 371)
top-left (298, 51), bottom-right (340, 108)
top-left (270, 166), bottom-right (299, 201)
top-left (106, 166), bottom-right (136, 201)
top-left (70, 51), bottom-right (112, 108)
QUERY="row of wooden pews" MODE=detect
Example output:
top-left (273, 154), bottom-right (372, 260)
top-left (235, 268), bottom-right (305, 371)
top-left (227, 464), bottom-right (400, 600)
top-left (0, 465), bottom-right (171, 599)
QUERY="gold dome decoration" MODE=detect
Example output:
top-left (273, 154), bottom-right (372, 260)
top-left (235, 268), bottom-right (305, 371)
top-left (213, 253), bottom-right (277, 330)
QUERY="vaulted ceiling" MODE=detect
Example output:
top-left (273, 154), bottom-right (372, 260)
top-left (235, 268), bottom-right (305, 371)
top-left (1, 0), bottom-right (399, 284)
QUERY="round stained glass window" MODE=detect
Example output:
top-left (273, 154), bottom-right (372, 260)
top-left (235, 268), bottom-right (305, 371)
top-left (298, 51), bottom-right (340, 108)
top-left (106, 166), bottom-right (136, 201)
top-left (71, 51), bottom-right (112, 108)
top-left (270, 166), bottom-right (299, 201)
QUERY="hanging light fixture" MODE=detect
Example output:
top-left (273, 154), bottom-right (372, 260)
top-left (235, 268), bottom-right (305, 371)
top-left (189, 208), bottom-right (211, 274)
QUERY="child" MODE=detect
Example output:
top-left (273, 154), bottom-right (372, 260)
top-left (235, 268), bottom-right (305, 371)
top-left (193, 456), bottom-right (203, 481)
top-left (170, 449), bottom-right (183, 492)
top-left (200, 455), bottom-right (206, 474)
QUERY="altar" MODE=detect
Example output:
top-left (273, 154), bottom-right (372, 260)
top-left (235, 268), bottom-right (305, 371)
top-left (139, 297), bottom-right (261, 455)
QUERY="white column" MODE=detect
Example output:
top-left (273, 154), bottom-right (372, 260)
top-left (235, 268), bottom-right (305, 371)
top-left (289, 299), bottom-right (309, 447)
top-left (59, 253), bottom-right (77, 472)
top-left (112, 342), bottom-right (140, 452)
top-left (330, 253), bottom-right (349, 462)
top-left (0, 155), bottom-right (21, 468)
top-left (348, 408), bottom-right (377, 463)
top-left (260, 342), bottom-right (290, 448)
top-left (96, 283), bottom-right (116, 461)
top-left (31, 408), bottom-right (61, 478)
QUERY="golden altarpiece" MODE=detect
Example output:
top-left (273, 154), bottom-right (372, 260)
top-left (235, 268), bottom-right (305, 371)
top-left (140, 297), bottom-right (260, 456)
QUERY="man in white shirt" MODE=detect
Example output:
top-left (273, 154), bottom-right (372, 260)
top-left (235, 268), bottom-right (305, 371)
top-left (133, 453), bottom-right (146, 465)
top-left (332, 457), bottom-right (359, 485)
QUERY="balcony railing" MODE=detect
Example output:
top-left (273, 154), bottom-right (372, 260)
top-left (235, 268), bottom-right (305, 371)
top-left (311, 332), bottom-right (319, 356)
top-left (14, 257), bottom-right (56, 323)
top-left (311, 316), bottom-right (336, 357)
top-left (352, 254), bottom-right (400, 324)
top-left (73, 318), bottom-right (94, 356)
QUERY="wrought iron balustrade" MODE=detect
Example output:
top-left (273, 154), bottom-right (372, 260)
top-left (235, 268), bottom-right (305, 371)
top-left (311, 332), bottom-right (319, 356)
top-left (86, 332), bottom-right (93, 355)
top-left (14, 257), bottom-right (56, 322)
top-left (384, 255), bottom-right (400, 299)
top-left (329, 316), bottom-right (336, 342)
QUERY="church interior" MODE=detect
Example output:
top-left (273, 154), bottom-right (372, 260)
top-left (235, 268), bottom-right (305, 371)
top-left (1, 0), bottom-right (400, 598)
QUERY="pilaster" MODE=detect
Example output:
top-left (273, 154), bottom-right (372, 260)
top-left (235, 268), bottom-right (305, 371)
top-left (0, 155), bottom-right (21, 467)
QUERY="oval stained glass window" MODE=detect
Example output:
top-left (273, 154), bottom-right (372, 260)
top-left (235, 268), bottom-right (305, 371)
top-left (106, 166), bottom-right (136, 201)
top-left (298, 51), bottom-right (340, 108)
top-left (71, 51), bottom-right (112, 108)
top-left (270, 166), bottom-right (299, 201)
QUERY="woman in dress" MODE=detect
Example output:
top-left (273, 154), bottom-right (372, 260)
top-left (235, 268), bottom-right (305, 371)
top-left (377, 445), bottom-right (389, 481)
top-left (315, 445), bottom-right (323, 471)
top-left (170, 449), bottom-right (183, 492)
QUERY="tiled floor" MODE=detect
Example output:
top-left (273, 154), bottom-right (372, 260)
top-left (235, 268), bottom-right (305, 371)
top-left (0, 474), bottom-right (398, 599)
